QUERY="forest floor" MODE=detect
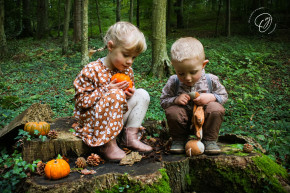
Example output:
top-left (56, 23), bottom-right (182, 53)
top-left (0, 33), bottom-right (289, 171)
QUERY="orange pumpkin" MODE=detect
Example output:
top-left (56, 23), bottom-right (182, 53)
top-left (111, 73), bottom-right (133, 91)
top-left (45, 158), bottom-right (70, 180)
top-left (24, 122), bottom-right (50, 136)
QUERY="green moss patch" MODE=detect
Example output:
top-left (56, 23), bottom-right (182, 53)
top-left (96, 169), bottom-right (171, 193)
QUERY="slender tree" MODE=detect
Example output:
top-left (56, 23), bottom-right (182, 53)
top-left (151, 0), bottom-right (171, 78)
top-left (116, 0), bottom-right (121, 22)
top-left (62, 0), bottom-right (71, 55)
top-left (20, 0), bottom-right (33, 37)
top-left (36, 0), bottom-right (49, 39)
top-left (175, 0), bottom-right (184, 28)
top-left (81, 0), bottom-right (89, 66)
top-left (136, 0), bottom-right (140, 28)
top-left (215, 0), bottom-right (222, 37)
top-left (129, 0), bottom-right (134, 23)
top-left (166, 0), bottom-right (172, 35)
top-left (225, 0), bottom-right (230, 36)
top-left (74, 0), bottom-right (82, 44)
top-left (0, 0), bottom-right (7, 60)
top-left (95, 0), bottom-right (102, 37)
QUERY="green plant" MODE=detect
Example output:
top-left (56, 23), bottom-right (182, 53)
top-left (0, 149), bottom-right (39, 192)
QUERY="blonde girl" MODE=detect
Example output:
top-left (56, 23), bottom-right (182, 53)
top-left (73, 22), bottom-right (152, 162)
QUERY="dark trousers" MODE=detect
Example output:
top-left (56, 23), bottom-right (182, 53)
top-left (165, 102), bottom-right (225, 141)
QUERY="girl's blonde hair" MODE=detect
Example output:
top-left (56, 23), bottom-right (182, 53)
top-left (103, 21), bottom-right (147, 54)
top-left (171, 37), bottom-right (205, 62)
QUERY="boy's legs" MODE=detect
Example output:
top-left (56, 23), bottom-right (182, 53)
top-left (165, 105), bottom-right (191, 153)
top-left (202, 102), bottom-right (225, 154)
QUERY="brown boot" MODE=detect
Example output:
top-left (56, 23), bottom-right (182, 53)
top-left (123, 127), bottom-right (153, 152)
top-left (99, 138), bottom-right (126, 162)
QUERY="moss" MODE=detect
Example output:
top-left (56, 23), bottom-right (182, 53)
top-left (252, 154), bottom-right (288, 192)
top-left (96, 169), bottom-right (171, 193)
top-left (187, 154), bottom-right (289, 193)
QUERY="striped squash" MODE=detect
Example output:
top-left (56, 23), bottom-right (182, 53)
top-left (24, 122), bottom-right (50, 136)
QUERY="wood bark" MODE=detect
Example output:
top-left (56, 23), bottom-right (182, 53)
top-left (116, 0), bottom-right (121, 22)
top-left (225, 0), bottom-right (230, 36)
top-left (36, 0), bottom-right (49, 39)
top-left (81, 0), bottom-right (89, 66)
top-left (151, 0), bottom-right (171, 79)
top-left (62, 0), bottom-right (72, 55)
top-left (215, 0), bottom-right (222, 37)
top-left (73, 0), bottom-right (82, 44)
top-left (20, 0), bottom-right (33, 37)
top-left (129, 0), bottom-right (134, 23)
top-left (0, 0), bottom-right (7, 58)
top-left (176, 0), bottom-right (184, 28)
top-left (136, 0), bottom-right (140, 28)
top-left (95, 0), bottom-right (102, 37)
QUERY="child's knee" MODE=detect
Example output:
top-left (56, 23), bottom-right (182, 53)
top-left (205, 102), bottom-right (225, 115)
top-left (134, 88), bottom-right (150, 104)
top-left (165, 106), bottom-right (188, 123)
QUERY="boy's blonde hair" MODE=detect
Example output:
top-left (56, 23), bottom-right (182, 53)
top-left (104, 21), bottom-right (147, 54)
top-left (171, 37), bottom-right (205, 62)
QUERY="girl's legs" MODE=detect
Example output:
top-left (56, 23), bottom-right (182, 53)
top-left (123, 89), bottom-right (152, 152)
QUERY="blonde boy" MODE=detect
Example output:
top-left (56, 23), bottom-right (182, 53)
top-left (160, 37), bottom-right (228, 154)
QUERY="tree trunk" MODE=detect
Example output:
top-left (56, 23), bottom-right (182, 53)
top-left (20, 0), bottom-right (33, 37)
top-left (81, 0), bottom-right (89, 66)
top-left (73, 0), bottom-right (82, 44)
top-left (129, 0), bottom-right (134, 23)
top-left (95, 0), bottom-right (102, 37)
top-left (116, 0), bottom-right (121, 22)
top-left (57, 0), bottom-right (61, 37)
top-left (176, 0), bottom-right (184, 28)
top-left (151, 0), bottom-right (171, 79)
top-left (36, 0), bottom-right (49, 39)
top-left (215, 0), bottom-right (222, 37)
top-left (0, 0), bottom-right (7, 58)
top-left (136, 0), bottom-right (140, 28)
top-left (166, 0), bottom-right (171, 35)
top-left (225, 0), bottom-right (230, 37)
top-left (62, 0), bottom-right (72, 55)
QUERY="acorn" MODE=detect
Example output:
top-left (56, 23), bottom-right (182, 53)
top-left (185, 140), bottom-right (205, 156)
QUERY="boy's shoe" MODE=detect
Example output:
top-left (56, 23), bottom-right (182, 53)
top-left (170, 140), bottom-right (185, 153)
top-left (202, 141), bottom-right (221, 155)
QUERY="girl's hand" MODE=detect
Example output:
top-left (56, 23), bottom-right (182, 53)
top-left (125, 87), bottom-right (135, 99)
top-left (193, 93), bottom-right (216, 106)
top-left (174, 94), bottom-right (190, 105)
top-left (108, 79), bottom-right (130, 91)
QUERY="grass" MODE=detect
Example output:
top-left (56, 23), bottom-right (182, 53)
top-left (0, 34), bottom-right (289, 170)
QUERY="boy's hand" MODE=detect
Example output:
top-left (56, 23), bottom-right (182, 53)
top-left (174, 94), bottom-right (190, 105)
top-left (125, 87), bottom-right (135, 99)
top-left (108, 79), bottom-right (130, 91)
top-left (193, 93), bottom-right (216, 106)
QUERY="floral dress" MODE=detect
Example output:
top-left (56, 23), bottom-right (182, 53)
top-left (73, 58), bottom-right (134, 147)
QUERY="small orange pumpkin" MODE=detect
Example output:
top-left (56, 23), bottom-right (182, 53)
top-left (111, 73), bottom-right (133, 91)
top-left (44, 157), bottom-right (70, 180)
top-left (24, 122), bottom-right (50, 136)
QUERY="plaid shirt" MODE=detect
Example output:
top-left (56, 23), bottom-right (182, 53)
top-left (160, 69), bottom-right (228, 110)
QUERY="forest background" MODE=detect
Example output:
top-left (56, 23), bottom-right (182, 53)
top-left (0, 0), bottom-right (289, 189)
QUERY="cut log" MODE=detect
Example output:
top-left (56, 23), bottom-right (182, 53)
top-left (21, 117), bottom-right (289, 193)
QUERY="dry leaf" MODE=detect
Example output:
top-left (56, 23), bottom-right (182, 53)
top-left (120, 152), bottom-right (142, 166)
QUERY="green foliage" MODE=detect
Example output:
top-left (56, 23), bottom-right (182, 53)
top-left (0, 149), bottom-right (39, 193)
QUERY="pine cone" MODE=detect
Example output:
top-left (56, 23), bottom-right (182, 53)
top-left (75, 157), bottom-right (87, 168)
top-left (86, 153), bottom-right (104, 166)
top-left (47, 130), bottom-right (58, 139)
top-left (36, 161), bottom-right (46, 175)
top-left (243, 143), bottom-right (254, 153)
